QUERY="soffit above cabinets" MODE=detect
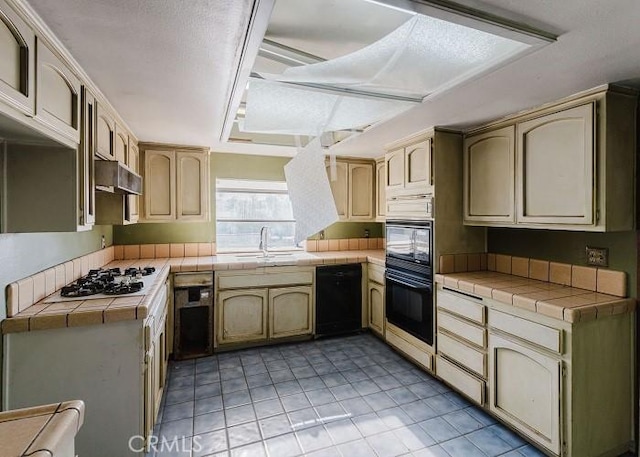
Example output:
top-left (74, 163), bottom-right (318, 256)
top-left (225, 0), bottom-right (555, 151)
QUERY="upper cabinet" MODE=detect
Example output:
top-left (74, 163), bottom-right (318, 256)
top-left (463, 126), bottom-right (515, 224)
top-left (385, 139), bottom-right (433, 199)
top-left (35, 40), bottom-right (80, 143)
top-left (326, 159), bottom-right (374, 221)
top-left (0, 0), bottom-right (34, 116)
top-left (517, 103), bottom-right (594, 226)
top-left (375, 158), bottom-right (386, 221)
top-left (463, 87), bottom-right (636, 232)
top-left (140, 144), bottom-right (210, 223)
top-left (95, 102), bottom-right (115, 160)
top-left (114, 121), bottom-right (128, 164)
top-left (79, 86), bottom-right (95, 229)
top-left (384, 136), bottom-right (434, 220)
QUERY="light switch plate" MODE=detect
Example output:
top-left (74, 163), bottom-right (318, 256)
top-left (586, 246), bottom-right (608, 267)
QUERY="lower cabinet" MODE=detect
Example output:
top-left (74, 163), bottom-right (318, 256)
top-left (434, 283), bottom-right (635, 457)
top-left (4, 275), bottom-right (171, 457)
top-left (367, 281), bottom-right (384, 336)
top-left (367, 262), bottom-right (386, 337)
top-left (488, 332), bottom-right (561, 455)
top-left (269, 286), bottom-right (313, 339)
top-left (215, 267), bottom-right (315, 347)
top-left (217, 288), bottom-right (269, 344)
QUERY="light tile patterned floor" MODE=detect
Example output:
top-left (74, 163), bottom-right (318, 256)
top-left (145, 333), bottom-right (553, 457)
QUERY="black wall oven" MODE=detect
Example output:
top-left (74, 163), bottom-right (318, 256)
top-left (385, 220), bottom-right (433, 345)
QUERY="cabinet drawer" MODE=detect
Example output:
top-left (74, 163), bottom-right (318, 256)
top-left (489, 309), bottom-right (562, 354)
top-left (438, 332), bottom-right (486, 378)
top-left (218, 270), bottom-right (313, 289)
top-left (385, 326), bottom-right (433, 371)
top-left (368, 263), bottom-right (385, 285)
top-left (436, 355), bottom-right (485, 405)
top-left (437, 288), bottom-right (485, 324)
top-left (437, 310), bottom-right (486, 348)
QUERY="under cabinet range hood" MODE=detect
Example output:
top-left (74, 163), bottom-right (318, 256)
top-left (94, 160), bottom-right (142, 195)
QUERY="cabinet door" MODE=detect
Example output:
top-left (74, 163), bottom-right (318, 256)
top-left (463, 126), bottom-right (515, 224)
top-left (79, 86), bottom-right (95, 228)
top-left (128, 142), bottom-right (139, 223)
top-left (404, 139), bottom-right (432, 194)
top-left (143, 149), bottom-right (176, 221)
top-left (269, 286), bottom-right (313, 339)
top-left (153, 318), bottom-right (166, 419)
top-left (517, 103), bottom-right (594, 225)
top-left (35, 41), bottom-right (81, 142)
top-left (368, 281), bottom-right (384, 336)
top-left (176, 150), bottom-right (209, 221)
top-left (218, 289), bottom-right (268, 344)
top-left (489, 333), bottom-right (561, 455)
top-left (385, 148), bottom-right (405, 196)
top-left (0, 0), bottom-right (35, 115)
top-left (114, 122), bottom-right (128, 165)
top-left (143, 342), bottom-right (155, 444)
top-left (95, 102), bottom-right (115, 160)
top-left (326, 161), bottom-right (348, 220)
top-left (375, 159), bottom-right (386, 220)
top-left (348, 163), bottom-right (374, 220)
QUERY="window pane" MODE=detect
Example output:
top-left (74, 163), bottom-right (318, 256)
top-left (215, 179), bottom-right (297, 251)
top-left (217, 191), bottom-right (294, 220)
top-left (217, 221), bottom-right (296, 250)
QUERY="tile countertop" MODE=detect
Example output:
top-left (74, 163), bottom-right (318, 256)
top-left (435, 270), bottom-right (636, 323)
top-left (2, 250), bottom-right (384, 334)
top-left (0, 400), bottom-right (84, 457)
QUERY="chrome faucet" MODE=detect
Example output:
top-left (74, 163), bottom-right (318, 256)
top-left (259, 226), bottom-right (270, 257)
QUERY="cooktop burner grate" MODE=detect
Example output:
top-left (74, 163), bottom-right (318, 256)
top-left (59, 266), bottom-right (154, 298)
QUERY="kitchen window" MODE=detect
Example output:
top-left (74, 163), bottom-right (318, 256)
top-left (215, 179), bottom-right (297, 251)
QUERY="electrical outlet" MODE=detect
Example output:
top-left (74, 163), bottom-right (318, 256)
top-left (319, 230), bottom-right (325, 240)
top-left (586, 246), bottom-right (608, 267)
top-left (364, 229), bottom-right (370, 238)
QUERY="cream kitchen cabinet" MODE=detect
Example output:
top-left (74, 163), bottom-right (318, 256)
top-left (2, 82), bottom-right (94, 232)
top-left (269, 286), bottom-right (313, 339)
top-left (384, 136), bottom-right (435, 220)
top-left (0, 0), bottom-right (35, 117)
top-left (326, 159), bottom-right (374, 221)
top-left (218, 288), bottom-right (269, 344)
top-left (143, 278), bottom-right (169, 446)
top-left (5, 272), bottom-right (171, 457)
top-left (78, 86), bottom-right (95, 228)
top-left (35, 40), bottom-right (81, 143)
top-left (489, 332), bottom-right (561, 455)
top-left (367, 263), bottom-right (385, 337)
top-left (140, 144), bottom-right (210, 222)
top-left (115, 121), bottom-right (129, 164)
top-left (128, 141), bottom-right (140, 223)
top-left (216, 266), bottom-right (314, 347)
top-left (435, 287), bottom-right (487, 406)
top-left (385, 139), bottom-right (432, 198)
top-left (517, 103), bottom-right (594, 226)
top-left (95, 102), bottom-right (115, 160)
top-left (463, 126), bottom-right (515, 224)
top-left (434, 282), bottom-right (635, 457)
top-left (375, 158), bottom-right (386, 221)
top-left (463, 86), bottom-right (636, 231)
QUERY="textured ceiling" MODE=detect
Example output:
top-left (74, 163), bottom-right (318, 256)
top-left (27, 0), bottom-right (254, 147)
top-left (26, 0), bottom-right (640, 158)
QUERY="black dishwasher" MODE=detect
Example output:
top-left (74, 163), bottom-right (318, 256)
top-left (316, 264), bottom-right (362, 336)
